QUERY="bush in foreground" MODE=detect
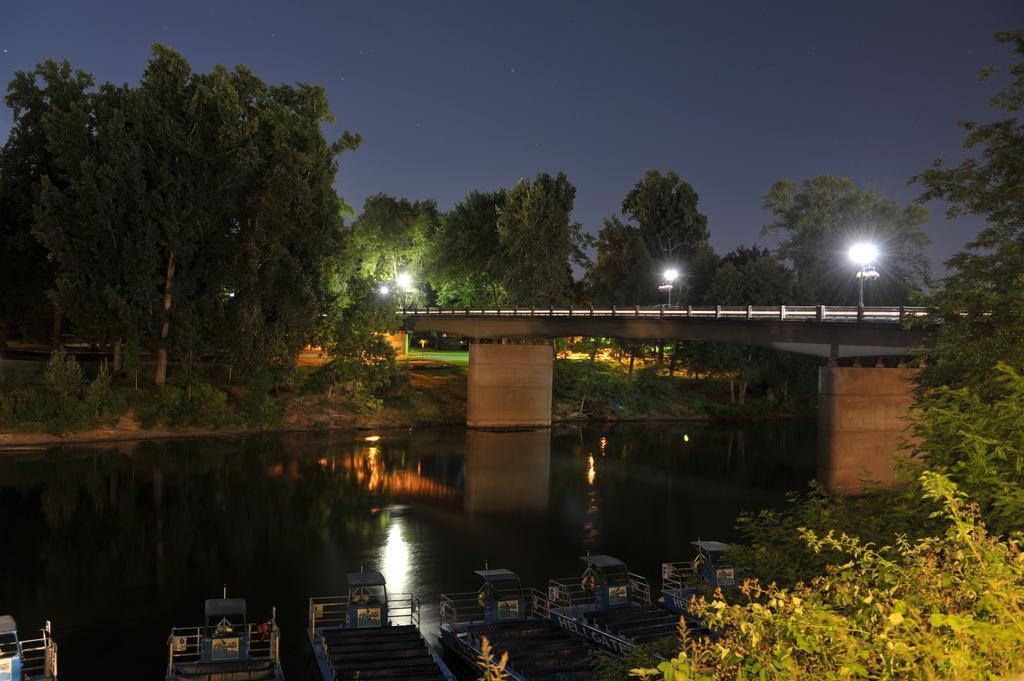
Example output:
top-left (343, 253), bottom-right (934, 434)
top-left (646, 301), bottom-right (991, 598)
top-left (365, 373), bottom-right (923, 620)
top-left (631, 472), bottom-right (1024, 680)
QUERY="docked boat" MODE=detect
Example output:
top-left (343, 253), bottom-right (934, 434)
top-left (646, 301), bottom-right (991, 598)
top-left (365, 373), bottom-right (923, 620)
top-left (164, 590), bottom-right (284, 681)
top-left (439, 568), bottom-right (596, 680)
top-left (308, 570), bottom-right (454, 680)
top-left (0, 617), bottom-right (57, 680)
top-left (546, 554), bottom-right (689, 654)
top-left (660, 540), bottom-right (738, 616)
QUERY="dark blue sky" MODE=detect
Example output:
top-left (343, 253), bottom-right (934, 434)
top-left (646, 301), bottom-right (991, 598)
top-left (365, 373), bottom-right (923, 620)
top-left (2, 1), bottom-right (1021, 273)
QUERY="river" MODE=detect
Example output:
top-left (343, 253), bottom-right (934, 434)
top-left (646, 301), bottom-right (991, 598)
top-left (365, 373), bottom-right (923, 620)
top-left (0, 422), bottom-right (816, 679)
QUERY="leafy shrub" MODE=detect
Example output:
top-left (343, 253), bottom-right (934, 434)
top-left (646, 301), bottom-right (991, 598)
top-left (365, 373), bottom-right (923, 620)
top-left (553, 359), bottom-right (631, 416)
top-left (85, 361), bottom-right (114, 417)
top-left (44, 348), bottom-right (84, 415)
top-left (632, 472), bottom-right (1024, 680)
top-left (305, 334), bottom-right (408, 414)
top-left (136, 382), bottom-right (230, 428)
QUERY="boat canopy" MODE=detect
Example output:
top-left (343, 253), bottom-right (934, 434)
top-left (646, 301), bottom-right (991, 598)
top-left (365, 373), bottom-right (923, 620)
top-left (579, 554), bottom-right (626, 570)
top-left (0, 615), bottom-right (15, 635)
top-left (204, 598), bottom-right (247, 618)
top-left (474, 569), bottom-right (520, 585)
top-left (345, 571), bottom-right (387, 588)
top-left (692, 541), bottom-right (731, 554)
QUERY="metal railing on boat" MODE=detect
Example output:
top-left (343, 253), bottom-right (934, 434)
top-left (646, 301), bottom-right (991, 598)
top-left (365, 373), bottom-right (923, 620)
top-left (0, 623), bottom-right (57, 680)
top-left (546, 572), bottom-right (653, 608)
top-left (308, 593), bottom-right (420, 633)
top-left (166, 620), bottom-right (280, 670)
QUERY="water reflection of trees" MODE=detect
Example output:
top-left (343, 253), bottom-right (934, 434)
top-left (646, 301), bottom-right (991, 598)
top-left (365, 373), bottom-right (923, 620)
top-left (0, 436), bottom-right (398, 617)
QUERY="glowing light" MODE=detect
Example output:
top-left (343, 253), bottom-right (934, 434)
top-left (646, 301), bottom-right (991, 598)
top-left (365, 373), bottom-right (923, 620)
top-left (848, 242), bottom-right (878, 266)
top-left (396, 272), bottom-right (413, 290)
top-left (587, 454), bottom-right (596, 486)
top-left (683, 434), bottom-right (689, 443)
top-left (381, 514), bottom-right (410, 595)
top-left (364, 435), bottom-right (381, 442)
top-left (663, 268), bottom-right (679, 282)
top-left (599, 436), bottom-right (607, 456)
top-left (378, 285), bottom-right (389, 296)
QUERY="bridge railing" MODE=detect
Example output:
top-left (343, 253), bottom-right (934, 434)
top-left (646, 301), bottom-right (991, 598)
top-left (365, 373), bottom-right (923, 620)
top-left (402, 305), bottom-right (928, 323)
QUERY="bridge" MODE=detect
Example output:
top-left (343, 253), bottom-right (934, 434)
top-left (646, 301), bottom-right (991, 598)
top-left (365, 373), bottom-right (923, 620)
top-left (402, 304), bottom-right (929, 358)
top-left (400, 304), bottom-right (935, 493)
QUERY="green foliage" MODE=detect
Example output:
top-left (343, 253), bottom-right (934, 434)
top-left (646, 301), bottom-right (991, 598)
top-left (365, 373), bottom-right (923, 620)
top-left (761, 175), bottom-right (931, 305)
top-left (911, 363), bottom-right (1024, 538)
top-left (136, 382), bottom-right (230, 429)
top-left (622, 169), bottom-right (709, 265)
top-left (0, 370), bottom-right (59, 427)
top-left (730, 482), bottom-right (944, 588)
top-left (632, 473), bottom-right (1024, 680)
top-left (914, 31), bottom-right (1024, 398)
top-left (349, 194), bottom-right (438, 301)
top-left (44, 348), bottom-right (84, 415)
top-left (496, 171), bottom-right (589, 306)
top-left (85, 361), bottom-right (114, 417)
top-left (584, 216), bottom-right (652, 306)
top-left (6, 44), bottom-right (359, 385)
top-left (553, 359), bottom-right (632, 416)
top-left (428, 189), bottom-right (507, 307)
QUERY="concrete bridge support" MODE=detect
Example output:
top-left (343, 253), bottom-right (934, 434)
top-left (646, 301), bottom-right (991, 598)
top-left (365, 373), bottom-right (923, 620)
top-left (817, 366), bottom-right (919, 493)
top-left (467, 343), bottom-right (553, 429)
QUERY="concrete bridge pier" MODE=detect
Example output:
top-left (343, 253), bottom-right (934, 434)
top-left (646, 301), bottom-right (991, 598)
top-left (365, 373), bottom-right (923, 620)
top-left (817, 365), bottom-right (919, 493)
top-left (467, 342), bottom-right (553, 429)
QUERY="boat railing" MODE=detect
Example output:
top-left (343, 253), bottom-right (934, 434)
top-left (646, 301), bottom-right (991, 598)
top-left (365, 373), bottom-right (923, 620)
top-left (8, 622), bottom-right (58, 679)
top-left (529, 588), bottom-right (553, 620)
top-left (309, 593), bottom-right (420, 634)
top-left (439, 592), bottom-right (485, 627)
top-left (166, 619), bottom-right (280, 671)
top-left (546, 578), bottom-right (590, 608)
top-left (547, 574), bottom-right (652, 609)
top-left (661, 561), bottom-right (699, 593)
top-left (628, 572), bottom-right (652, 605)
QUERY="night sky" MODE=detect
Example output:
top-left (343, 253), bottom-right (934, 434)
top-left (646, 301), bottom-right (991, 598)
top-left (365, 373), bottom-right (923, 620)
top-left (2, 1), bottom-right (1021, 274)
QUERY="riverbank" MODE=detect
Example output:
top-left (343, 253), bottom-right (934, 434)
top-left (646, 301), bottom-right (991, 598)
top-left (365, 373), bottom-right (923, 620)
top-left (0, 364), bottom-right (814, 450)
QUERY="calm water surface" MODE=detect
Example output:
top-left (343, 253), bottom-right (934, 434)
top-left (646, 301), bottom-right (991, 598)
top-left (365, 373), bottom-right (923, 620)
top-left (0, 422), bottom-right (815, 679)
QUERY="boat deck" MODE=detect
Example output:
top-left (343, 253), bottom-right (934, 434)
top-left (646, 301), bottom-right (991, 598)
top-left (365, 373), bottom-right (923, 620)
top-left (583, 604), bottom-right (685, 644)
top-left (463, 620), bottom-right (596, 680)
top-left (321, 624), bottom-right (448, 680)
top-left (167, 658), bottom-right (281, 681)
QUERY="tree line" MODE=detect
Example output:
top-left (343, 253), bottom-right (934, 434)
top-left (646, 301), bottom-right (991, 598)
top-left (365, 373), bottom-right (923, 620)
top-left (0, 42), bottom-right (939, 397)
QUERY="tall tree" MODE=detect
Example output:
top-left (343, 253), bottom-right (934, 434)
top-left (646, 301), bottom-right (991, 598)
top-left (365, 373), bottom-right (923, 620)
top-left (914, 30), bottom-right (1024, 397)
top-left (348, 194), bottom-right (438, 286)
top-left (621, 170), bottom-right (709, 267)
top-left (496, 171), bottom-right (588, 306)
top-left (427, 190), bottom-right (506, 307)
top-left (218, 66), bottom-right (360, 376)
top-left (35, 82), bottom-right (157, 374)
top-left (0, 60), bottom-right (93, 347)
top-left (583, 217), bottom-right (651, 306)
top-left (761, 176), bottom-right (931, 305)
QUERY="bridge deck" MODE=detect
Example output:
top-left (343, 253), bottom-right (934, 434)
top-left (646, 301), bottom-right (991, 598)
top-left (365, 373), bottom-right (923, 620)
top-left (401, 305), bottom-right (931, 358)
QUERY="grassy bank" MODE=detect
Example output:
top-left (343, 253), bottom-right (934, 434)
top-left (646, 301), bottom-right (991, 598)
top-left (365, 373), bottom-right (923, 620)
top-left (0, 351), bottom-right (813, 446)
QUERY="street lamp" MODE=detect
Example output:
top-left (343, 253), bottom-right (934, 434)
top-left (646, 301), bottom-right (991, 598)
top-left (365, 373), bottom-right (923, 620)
top-left (659, 268), bottom-right (679, 306)
top-left (378, 284), bottom-right (390, 296)
top-left (395, 271), bottom-right (413, 307)
top-left (848, 243), bottom-right (880, 308)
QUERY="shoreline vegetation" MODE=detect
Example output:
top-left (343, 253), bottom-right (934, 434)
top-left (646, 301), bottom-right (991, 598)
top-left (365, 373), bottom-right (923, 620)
top-left (0, 348), bottom-right (815, 450)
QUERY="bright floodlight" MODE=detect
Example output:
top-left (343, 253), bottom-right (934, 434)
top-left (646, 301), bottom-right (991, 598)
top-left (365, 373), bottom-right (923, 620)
top-left (663, 268), bottom-right (679, 282)
top-left (396, 272), bottom-right (413, 290)
top-left (848, 242), bottom-right (878, 266)
top-left (378, 284), bottom-right (390, 296)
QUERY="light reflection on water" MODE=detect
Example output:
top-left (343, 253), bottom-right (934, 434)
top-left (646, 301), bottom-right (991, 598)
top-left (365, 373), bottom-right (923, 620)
top-left (0, 422), bottom-right (816, 679)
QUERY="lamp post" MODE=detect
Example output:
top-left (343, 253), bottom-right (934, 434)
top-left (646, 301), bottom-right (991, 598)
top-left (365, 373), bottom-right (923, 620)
top-left (396, 271), bottom-right (413, 308)
top-left (659, 269), bottom-right (679, 306)
top-left (848, 243), bottom-right (879, 308)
